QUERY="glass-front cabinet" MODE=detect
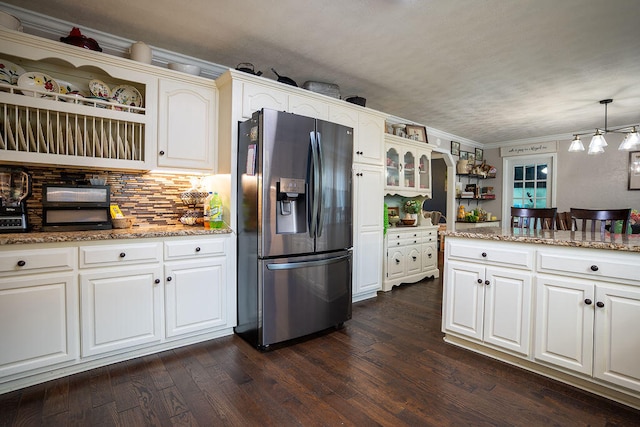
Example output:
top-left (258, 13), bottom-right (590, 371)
top-left (384, 134), bottom-right (432, 197)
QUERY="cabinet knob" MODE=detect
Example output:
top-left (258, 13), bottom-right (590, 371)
top-left (584, 299), bottom-right (592, 305)
top-left (159, 150), bottom-right (165, 156)
top-left (195, 247), bottom-right (201, 252)
top-left (154, 279), bottom-right (160, 284)
top-left (412, 256), bottom-right (417, 261)
top-left (596, 301), bottom-right (604, 308)
top-left (17, 260), bottom-right (26, 267)
top-left (119, 252), bottom-right (126, 258)
top-left (590, 265), bottom-right (599, 272)
top-left (484, 280), bottom-right (490, 286)
top-left (396, 242), bottom-right (400, 246)
top-left (428, 254), bottom-right (432, 258)
top-left (481, 252), bottom-right (487, 258)
top-left (395, 259), bottom-right (400, 264)
top-left (477, 279), bottom-right (483, 284)
top-left (167, 276), bottom-right (172, 281)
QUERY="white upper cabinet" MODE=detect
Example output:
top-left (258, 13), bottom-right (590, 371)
top-left (384, 134), bottom-right (432, 197)
top-left (241, 82), bottom-right (288, 118)
top-left (157, 78), bottom-right (217, 171)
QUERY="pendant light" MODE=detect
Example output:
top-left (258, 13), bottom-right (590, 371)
top-left (568, 99), bottom-right (640, 154)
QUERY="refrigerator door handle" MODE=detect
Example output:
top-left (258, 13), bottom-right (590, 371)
top-left (266, 254), bottom-right (351, 270)
top-left (315, 131), bottom-right (324, 237)
top-left (309, 131), bottom-right (321, 238)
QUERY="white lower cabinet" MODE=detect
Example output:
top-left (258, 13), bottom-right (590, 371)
top-left (535, 274), bottom-right (640, 393)
top-left (80, 265), bottom-right (163, 357)
top-left (352, 164), bottom-right (384, 301)
top-left (383, 226), bottom-right (439, 292)
top-left (443, 260), bottom-right (532, 355)
top-left (0, 273), bottom-right (78, 377)
top-left (164, 237), bottom-right (231, 338)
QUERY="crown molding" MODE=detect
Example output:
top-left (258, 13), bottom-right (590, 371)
top-left (0, 1), bottom-right (229, 80)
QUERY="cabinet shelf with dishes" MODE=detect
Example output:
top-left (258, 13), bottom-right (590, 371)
top-left (384, 134), bottom-right (432, 198)
top-left (0, 30), bottom-right (156, 170)
top-left (455, 173), bottom-right (498, 225)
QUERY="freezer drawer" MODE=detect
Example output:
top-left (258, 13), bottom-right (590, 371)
top-left (260, 251), bottom-right (352, 347)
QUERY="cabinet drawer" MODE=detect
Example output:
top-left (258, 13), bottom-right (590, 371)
top-left (537, 249), bottom-right (640, 283)
top-left (79, 242), bottom-right (162, 268)
top-left (0, 247), bottom-right (76, 275)
top-left (164, 238), bottom-right (227, 260)
top-left (447, 239), bottom-right (533, 269)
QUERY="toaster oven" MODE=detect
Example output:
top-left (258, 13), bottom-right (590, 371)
top-left (42, 185), bottom-right (112, 231)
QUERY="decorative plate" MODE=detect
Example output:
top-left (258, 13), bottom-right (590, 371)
top-left (88, 79), bottom-right (111, 98)
top-left (17, 71), bottom-right (60, 98)
top-left (56, 79), bottom-right (87, 96)
top-left (111, 85), bottom-right (143, 107)
top-left (0, 58), bottom-right (26, 85)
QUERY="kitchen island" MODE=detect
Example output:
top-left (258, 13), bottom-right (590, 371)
top-left (0, 225), bottom-right (235, 394)
top-left (441, 226), bottom-right (640, 410)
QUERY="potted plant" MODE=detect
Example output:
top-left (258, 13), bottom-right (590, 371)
top-left (403, 199), bottom-right (421, 225)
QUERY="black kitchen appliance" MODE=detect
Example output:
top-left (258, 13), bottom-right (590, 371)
top-left (0, 167), bottom-right (32, 233)
top-left (42, 184), bottom-right (112, 231)
top-left (236, 109), bottom-right (354, 349)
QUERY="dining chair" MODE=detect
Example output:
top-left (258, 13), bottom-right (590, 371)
top-left (555, 211), bottom-right (574, 230)
top-left (511, 207), bottom-right (557, 229)
top-left (570, 208), bottom-right (632, 234)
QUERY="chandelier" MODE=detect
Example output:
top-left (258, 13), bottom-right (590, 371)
top-left (567, 99), bottom-right (640, 154)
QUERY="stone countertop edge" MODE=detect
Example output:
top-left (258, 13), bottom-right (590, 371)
top-left (439, 226), bottom-right (640, 253)
top-left (0, 225), bottom-right (233, 245)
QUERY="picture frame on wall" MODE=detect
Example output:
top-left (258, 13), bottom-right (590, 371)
top-left (475, 147), bottom-right (484, 162)
top-left (460, 151), bottom-right (469, 160)
top-left (629, 151), bottom-right (640, 190)
top-left (405, 125), bottom-right (428, 143)
top-left (467, 152), bottom-right (475, 163)
top-left (451, 141), bottom-right (460, 156)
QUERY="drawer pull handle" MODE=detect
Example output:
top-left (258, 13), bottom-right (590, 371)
top-left (167, 276), bottom-right (172, 281)
top-left (590, 265), bottom-right (599, 272)
top-left (481, 252), bottom-right (487, 258)
top-left (584, 299), bottom-right (592, 305)
top-left (484, 280), bottom-right (490, 286)
top-left (477, 279), bottom-right (483, 284)
top-left (17, 260), bottom-right (26, 267)
top-left (195, 247), bottom-right (201, 252)
top-left (413, 240), bottom-right (417, 243)
top-left (119, 252), bottom-right (126, 258)
top-left (154, 279), bottom-right (160, 284)
top-left (596, 301), bottom-right (604, 308)
top-left (395, 259), bottom-right (400, 264)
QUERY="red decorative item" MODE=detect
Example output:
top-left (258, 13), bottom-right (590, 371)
top-left (60, 27), bottom-right (102, 52)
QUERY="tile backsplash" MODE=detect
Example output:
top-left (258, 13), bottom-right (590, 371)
top-left (24, 166), bottom-right (199, 231)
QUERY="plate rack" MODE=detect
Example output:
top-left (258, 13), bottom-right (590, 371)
top-left (0, 84), bottom-right (146, 163)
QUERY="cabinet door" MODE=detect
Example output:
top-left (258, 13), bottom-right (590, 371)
top-left (443, 260), bottom-right (485, 340)
top-left (593, 284), bottom-right (640, 392)
top-left (534, 275), bottom-right (594, 374)
top-left (417, 150), bottom-right (432, 195)
top-left (386, 246), bottom-right (405, 280)
top-left (242, 82), bottom-right (288, 118)
top-left (80, 265), bottom-right (162, 357)
top-left (353, 165), bottom-right (383, 299)
top-left (402, 146), bottom-right (418, 190)
top-left (421, 243), bottom-right (437, 272)
top-left (289, 94), bottom-right (329, 120)
top-left (0, 274), bottom-right (78, 377)
top-left (157, 78), bottom-right (216, 171)
top-left (164, 258), bottom-right (227, 338)
top-left (484, 267), bottom-right (532, 355)
top-left (356, 113), bottom-right (385, 166)
top-left (405, 246), bottom-right (421, 275)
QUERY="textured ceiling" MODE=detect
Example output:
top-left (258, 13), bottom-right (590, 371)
top-left (4, 0), bottom-right (640, 144)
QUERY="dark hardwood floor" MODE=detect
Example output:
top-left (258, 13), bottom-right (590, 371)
top-left (2, 261), bottom-right (640, 426)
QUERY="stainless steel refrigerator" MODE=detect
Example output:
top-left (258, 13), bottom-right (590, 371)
top-left (236, 108), bottom-right (353, 349)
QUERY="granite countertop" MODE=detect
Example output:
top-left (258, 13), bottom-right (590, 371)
top-left (441, 226), bottom-right (640, 252)
top-left (0, 225), bottom-right (233, 245)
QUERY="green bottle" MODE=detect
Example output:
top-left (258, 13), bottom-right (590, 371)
top-left (210, 192), bottom-right (223, 229)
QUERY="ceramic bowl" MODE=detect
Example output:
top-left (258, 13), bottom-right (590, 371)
top-left (401, 218), bottom-right (416, 226)
top-left (168, 62), bottom-right (201, 76)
